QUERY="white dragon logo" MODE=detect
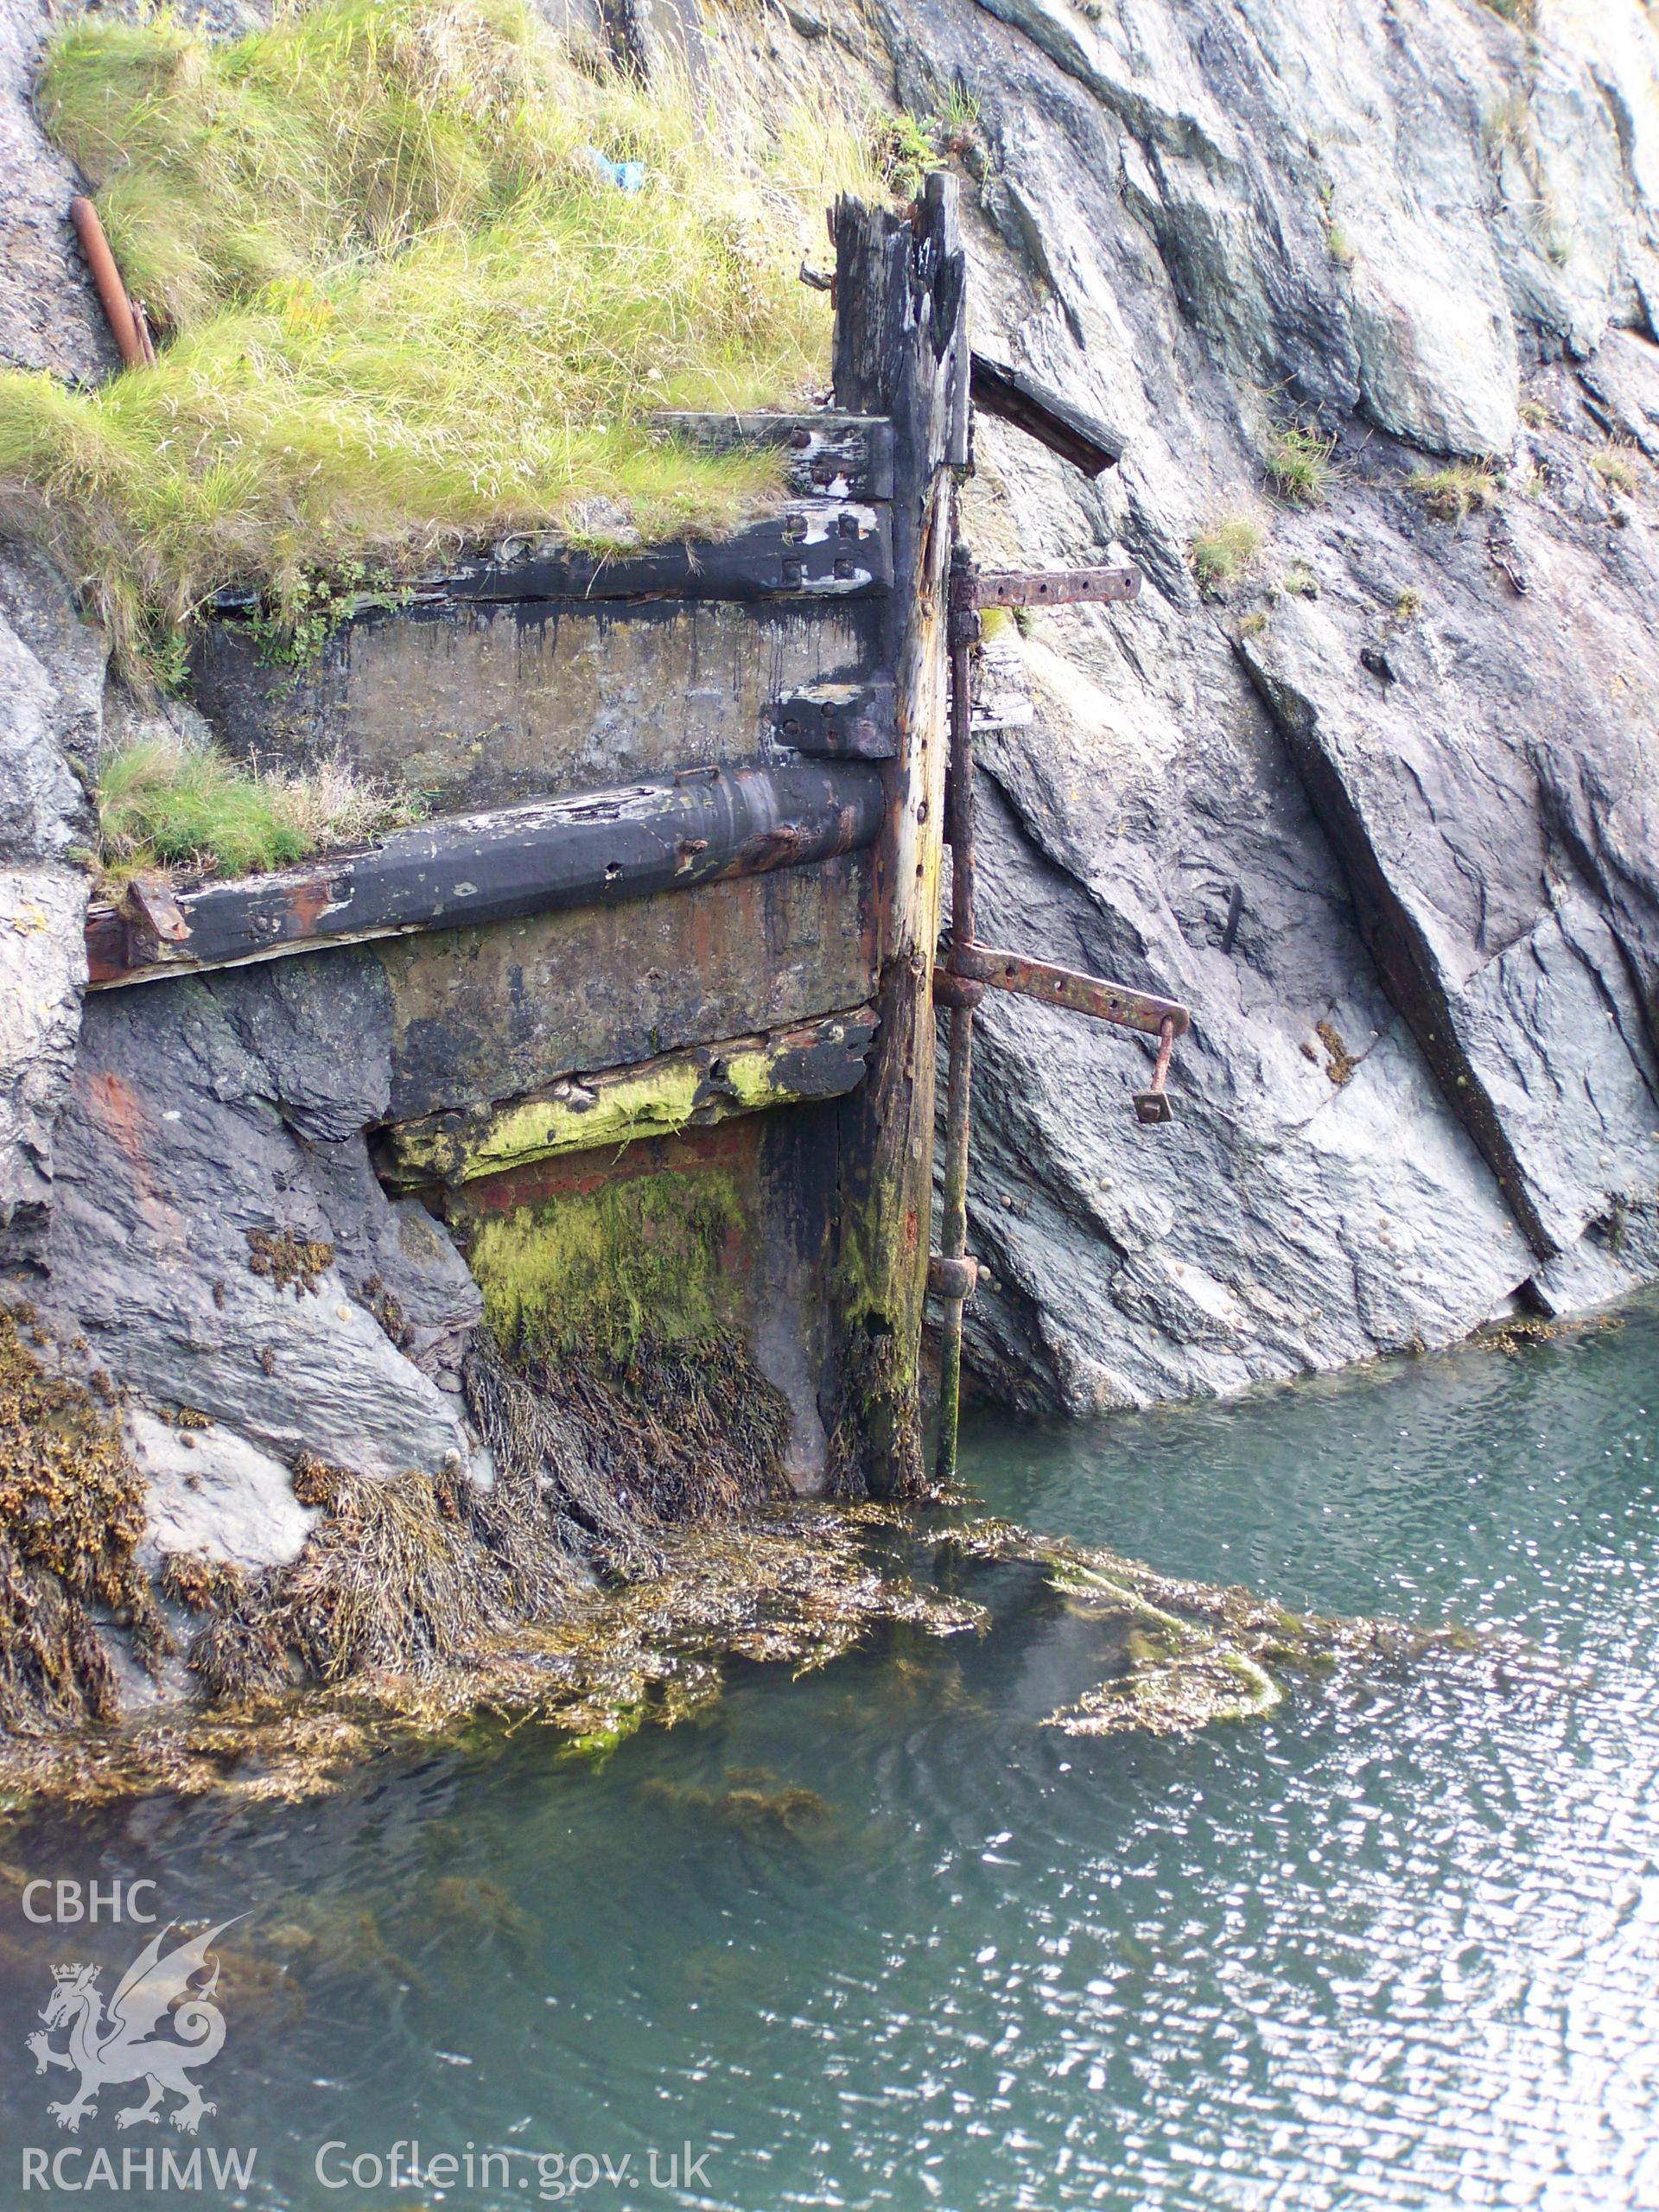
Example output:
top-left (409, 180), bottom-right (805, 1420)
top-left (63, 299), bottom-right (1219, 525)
top-left (25, 1919), bottom-right (239, 2136)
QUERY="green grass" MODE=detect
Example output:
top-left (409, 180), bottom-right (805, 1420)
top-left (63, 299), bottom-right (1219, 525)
top-left (97, 737), bottom-right (422, 886)
top-left (0, 0), bottom-right (879, 679)
top-left (1191, 514), bottom-right (1264, 591)
top-left (1264, 423), bottom-right (1335, 505)
top-left (1592, 447), bottom-right (1640, 497)
top-left (1408, 464), bottom-right (1498, 520)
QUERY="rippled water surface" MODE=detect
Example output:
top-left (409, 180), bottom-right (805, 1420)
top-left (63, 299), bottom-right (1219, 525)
top-left (4, 1302), bottom-right (1658, 2211)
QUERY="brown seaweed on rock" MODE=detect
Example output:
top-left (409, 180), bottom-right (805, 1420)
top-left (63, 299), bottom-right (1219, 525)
top-left (936, 1518), bottom-right (1541, 1738)
top-left (0, 1503), bottom-right (986, 1806)
top-left (0, 1311), bottom-right (170, 1731)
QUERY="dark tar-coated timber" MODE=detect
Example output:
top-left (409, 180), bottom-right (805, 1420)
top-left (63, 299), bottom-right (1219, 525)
top-left (442, 504), bottom-right (892, 604)
top-left (651, 412), bottom-right (896, 499)
top-left (969, 352), bottom-right (1126, 478)
top-left (974, 566), bottom-right (1141, 609)
top-left (208, 502), bottom-right (893, 620)
top-left (772, 681), bottom-right (898, 760)
top-left (86, 761), bottom-right (885, 988)
top-left (829, 173), bottom-right (969, 1496)
top-left (951, 943), bottom-right (1191, 1039)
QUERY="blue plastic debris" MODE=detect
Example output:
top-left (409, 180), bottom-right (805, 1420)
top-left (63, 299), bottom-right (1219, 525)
top-left (584, 146), bottom-right (646, 192)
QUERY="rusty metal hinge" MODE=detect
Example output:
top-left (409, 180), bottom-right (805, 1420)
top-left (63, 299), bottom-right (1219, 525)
top-left (948, 940), bottom-right (1188, 1127)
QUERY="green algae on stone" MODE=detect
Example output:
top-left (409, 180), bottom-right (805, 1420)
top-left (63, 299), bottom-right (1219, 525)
top-left (468, 1171), bottom-right (749, 1360)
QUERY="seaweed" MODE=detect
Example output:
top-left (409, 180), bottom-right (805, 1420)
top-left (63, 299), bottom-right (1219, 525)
top-left (0, 1310), bottom-right (170, 1730)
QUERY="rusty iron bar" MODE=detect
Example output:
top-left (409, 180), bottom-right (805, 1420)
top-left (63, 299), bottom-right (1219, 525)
top-left (934, 532), bottom-right (982, 1483)
top-left (1133, 1015), bottom-right (1179, 1125)
top-left (973, 567), bottom-right (1141, 610)
top-left (69, 197), bottom-right (145, 369)
top-left (951, 942), bottom-right (1190, 1040)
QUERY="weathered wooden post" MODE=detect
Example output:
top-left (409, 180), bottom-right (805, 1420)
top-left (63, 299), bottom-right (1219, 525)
top-left (829, 174), bottom-right (968, 1496)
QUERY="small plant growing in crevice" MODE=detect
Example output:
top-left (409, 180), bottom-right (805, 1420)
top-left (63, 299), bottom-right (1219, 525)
top-left (1408, 464), bottom-right (1498, 521)
top-left (1325, 224), bottom-right (1356, 269)
top-left (870, 83), bottom-right (982, 200)
top-left (1192, 515), bottom-right (1264, 591)
top-left (247, 564), bottom-right (410, 669)
top-left (1592, 447), bottom-right (1640, 497)
top-left (1265, 423), bottom-right (1336, 505)
top-left (1395, 587), bottom-right (1423, 622)
top-left (871, 110), bottom-right (941, 200)
top-left (1282, 563), bottom-right (1319, 598)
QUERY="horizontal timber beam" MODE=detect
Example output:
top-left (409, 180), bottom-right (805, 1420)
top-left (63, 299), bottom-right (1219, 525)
top-left (87, 762), bottom-right (886, 989)
top-left (209, 503), bottom-right (892, 622)
top-left (380, 1008), bottom-right (879, 1190)
top-left (649, 412), bottom-right (895, 499)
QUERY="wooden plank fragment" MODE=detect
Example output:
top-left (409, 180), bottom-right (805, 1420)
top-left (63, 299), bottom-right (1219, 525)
top-left (377, 853), bottom-right (879, 1124)
top-left (380, 1007), bottom-right (879, 1189)
top-left (208, 502), bottom-right (893, 616)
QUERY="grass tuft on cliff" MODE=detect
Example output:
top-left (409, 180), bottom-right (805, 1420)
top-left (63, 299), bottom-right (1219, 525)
top-left (0, 0), bottom-right (877, 680)
top-left (97, 735), bottom-right (422, 887)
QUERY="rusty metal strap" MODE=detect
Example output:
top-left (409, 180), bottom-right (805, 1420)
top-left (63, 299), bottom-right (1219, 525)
top-left (972, 568), bottom-right (1141, 609)
top-left (953, 941), bottom-right (1190, 1039)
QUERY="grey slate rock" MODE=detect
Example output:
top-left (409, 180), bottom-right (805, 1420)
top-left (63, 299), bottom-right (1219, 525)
top-left (34, 963), bottom-right (480, 1480)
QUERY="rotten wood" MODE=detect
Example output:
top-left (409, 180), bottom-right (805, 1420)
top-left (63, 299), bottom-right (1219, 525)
top-left (968, 351), bottom-right (1126, 478)
top-left (212, 504), bottom-right (893, 621)
top-left (829, 172), bottom-right (969, 1496)
top-left (380, 1007), bottom-right (879, 1190)
top-left (86, 761), bottom-right (884, 988)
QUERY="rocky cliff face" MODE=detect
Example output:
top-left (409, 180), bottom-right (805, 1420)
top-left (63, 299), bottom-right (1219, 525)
top-left (862, 0), bottom-right (1659, 1408)
top-left (3, 0), bottom-right (1658, 1479)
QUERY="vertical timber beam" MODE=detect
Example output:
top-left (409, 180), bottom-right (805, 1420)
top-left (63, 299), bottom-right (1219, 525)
top-left (829, 174), bottom-right (968, 1495)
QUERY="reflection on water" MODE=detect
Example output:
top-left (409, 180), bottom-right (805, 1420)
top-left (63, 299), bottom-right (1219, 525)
top-left (3, 1301), bottom-right (1656, 2211)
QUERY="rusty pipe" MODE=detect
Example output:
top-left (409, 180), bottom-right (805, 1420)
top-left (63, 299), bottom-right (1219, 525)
top-left (69, 197), bottom-right (144, 369)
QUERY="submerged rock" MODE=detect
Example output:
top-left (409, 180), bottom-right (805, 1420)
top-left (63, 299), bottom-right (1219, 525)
top-left (0, 1478), bottom-right (1543, 1806)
